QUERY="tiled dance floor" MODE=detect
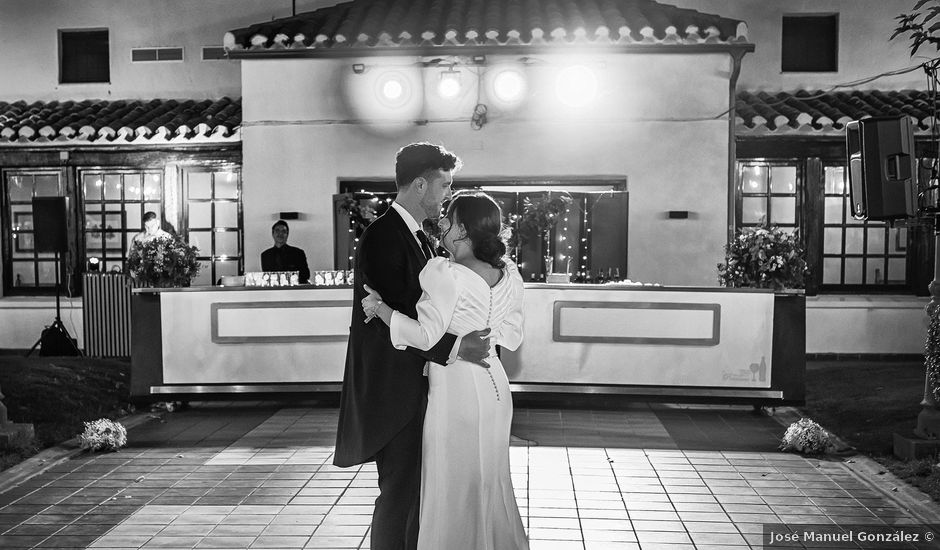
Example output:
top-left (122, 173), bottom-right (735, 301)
top-left (0, 402), bottom-right (936, 550)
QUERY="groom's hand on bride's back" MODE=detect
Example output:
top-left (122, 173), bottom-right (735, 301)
top-left (458, 328), bottom-right (492, 369)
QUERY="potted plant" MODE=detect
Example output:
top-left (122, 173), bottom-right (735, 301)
top-left (127, 235), bottom-right (201, 288)
top-left (520, 192), bottom-right (573, 275)
top-left (717, 224), bottom-right (809, 290)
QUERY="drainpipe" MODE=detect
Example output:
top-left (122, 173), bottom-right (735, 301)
top-left (727, 49), bottom-right (747, 244)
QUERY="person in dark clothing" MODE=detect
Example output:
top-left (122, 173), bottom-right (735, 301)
top-left (260, 220), bottom-right (310, 283)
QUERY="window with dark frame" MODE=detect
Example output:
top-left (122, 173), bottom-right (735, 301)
top-left (2, 170), bottom-right (68, 294)
top-left (183, 169), bottom-right (243, 286)
top-left (737, 161), bottom-right (802, 233)
top-left (735, 158), bottom-right (917, 293)
top-left (821, 165), bottom-right (907, 288)
top-left (59, 29), bottom-right (110, 84)
top-left (81, 169), bottom-right (164, 275)
top-left (781, 14), bottom-right (838, 72)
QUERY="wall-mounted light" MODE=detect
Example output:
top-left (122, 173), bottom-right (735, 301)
top-left (88, 257), bottom-right (100, 272)
top-left (493, 68), bottom-right (526, 103)
top-left (352, 63), bottom-right (365, 74)
top-left (472, 54), bottom-right (486, 65)
top-left (374, 71), bottom-right (412, 107)
top-left (438, 69), bottom-right (462, 98)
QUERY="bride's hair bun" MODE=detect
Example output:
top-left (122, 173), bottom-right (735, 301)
top-left (444, 192), bottom-right (508, 269)
top-left (473, 233), bottom-right (507, 268)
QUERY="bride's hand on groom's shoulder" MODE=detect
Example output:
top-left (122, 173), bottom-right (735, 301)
top-left (458, 328), bottom-right (492, 369)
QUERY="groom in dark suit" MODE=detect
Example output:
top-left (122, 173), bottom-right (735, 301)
top-left (334, 143), bottom-right (491, 550)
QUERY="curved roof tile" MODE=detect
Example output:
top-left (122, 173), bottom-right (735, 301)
top-left (736, 90), bottom-right (940, 135)
top-left (0, 98), bottom-right (241, 145)
top-left (224, 0), bottom-right (748, 51)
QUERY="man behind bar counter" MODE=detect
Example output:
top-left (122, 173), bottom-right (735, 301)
top-left (260, 220), bottom-right (311, 284)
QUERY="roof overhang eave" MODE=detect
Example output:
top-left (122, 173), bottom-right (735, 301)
top-left (225, 42), bottom-right (755, 60)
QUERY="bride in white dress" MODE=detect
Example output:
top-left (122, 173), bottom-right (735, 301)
top-left (361, 191), bottom-right (529, 550)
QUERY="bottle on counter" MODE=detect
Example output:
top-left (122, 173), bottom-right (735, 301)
top-left (597, 269), bottom-right (607, 284)
top-left (613, 267), bottom-right (621, 282)
top-left (584, 269), bottom-right (592, 284)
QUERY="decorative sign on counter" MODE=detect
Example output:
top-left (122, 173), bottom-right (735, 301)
top-left (245, 271), bottom-right (300, 287)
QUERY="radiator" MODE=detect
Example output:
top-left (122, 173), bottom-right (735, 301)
top-left (82, 273), bottom-right (136, 357)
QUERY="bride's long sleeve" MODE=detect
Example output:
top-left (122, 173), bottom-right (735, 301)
top-left (493, 263), bottom-right (525, 352)
top-left (389, 257), bottom-right (458, 352)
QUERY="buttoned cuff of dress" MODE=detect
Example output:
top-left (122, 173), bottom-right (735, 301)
top-left (389, 310), bottom-right (409, 350)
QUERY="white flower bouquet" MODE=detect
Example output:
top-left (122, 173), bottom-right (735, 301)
top-left (780, 418), bottom-right (832, 455)
top-left (717, 223), bottom-right (808, 290)
top-left (78, 418), bottom-right (127, 452)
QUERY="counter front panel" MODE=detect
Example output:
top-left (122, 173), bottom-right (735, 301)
top-left (131, 283), bottom-right (802, 402)
top-left (507, 287), bottom-right (774, 388)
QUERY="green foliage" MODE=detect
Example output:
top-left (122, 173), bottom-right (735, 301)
top-left (717, 224), bottom-right (808, 290)
top-left (892, 0), bottom-right (940, 56)
top-left (520, 193), bottom-right (573, 236)
top-left (927, 309), bottom-right (940, 403)
top-left (127, 235), bottom-right (200, 288)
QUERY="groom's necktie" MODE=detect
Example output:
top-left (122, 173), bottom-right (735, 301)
top-left (415, 230), bottom-right (435, 260)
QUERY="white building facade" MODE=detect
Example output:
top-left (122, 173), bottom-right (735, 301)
top-left (0, 0), bottom-right (930, 354)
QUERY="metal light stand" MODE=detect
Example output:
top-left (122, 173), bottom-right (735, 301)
top-left (25, 251), bottom-right (82, 357)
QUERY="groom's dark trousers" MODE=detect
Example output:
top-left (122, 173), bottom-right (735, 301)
top-left (372, 393), bottom-right (425, 549)
top-left (333, 207), bottom-right (455, 550)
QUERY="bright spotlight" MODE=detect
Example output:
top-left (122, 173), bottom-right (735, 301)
top-left (555, 65), bottom-right (597, 108)
top-left (438, 69), bottom-right (461, 98)
top-left (493, 69), bottom-right (525, 102)
top-left (383, 80), bottom-right (403, 100)
top-left (375, 71), bottom-right (411, 107)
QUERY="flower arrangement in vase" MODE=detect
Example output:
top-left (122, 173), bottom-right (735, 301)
top-left (127, 235), bottom-right (201, 288)
top-left (519, 192), bottom-right (573, 274)
top-left (717, 223), bottom-right (808, 290)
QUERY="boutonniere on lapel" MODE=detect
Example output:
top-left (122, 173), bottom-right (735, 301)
top-left (422, 218), bottom-right (448, 258)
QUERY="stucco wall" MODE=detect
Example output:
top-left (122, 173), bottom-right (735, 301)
top-left (670, 0), bottom-right (923, 91)
top-left (806, 295), bottom-right (928, 354)
top-left (0, 0), bottom-right (336, 102)
top-left (240, 53), bottom-right (733, 286)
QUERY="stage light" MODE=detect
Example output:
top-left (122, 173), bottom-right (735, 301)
top-left (438, 69), bottom-right (461, 98)
top-left (555, 65), bottom-right (597, 107)
top-left (383, 79), bottom-right (403, 100)
top-left (375, 71), bottom-right (411, 108)
top-left (493, 69), bottom-right (525, 102)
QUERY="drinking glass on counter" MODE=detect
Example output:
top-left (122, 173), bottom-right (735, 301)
top-left (312, 270), bottom-right (355, 286)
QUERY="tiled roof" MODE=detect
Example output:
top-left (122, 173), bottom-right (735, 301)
top-left (736, 90), bottom-right (937, 135)
top-left (0, 98), bottom-right (241, 146)
top-left (224, 0), bottom-right (749, 53)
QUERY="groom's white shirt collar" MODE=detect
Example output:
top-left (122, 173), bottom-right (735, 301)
top-left (390, 202), bottom-right (423, 243)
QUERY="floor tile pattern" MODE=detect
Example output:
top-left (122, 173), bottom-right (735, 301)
top-left (0, 403), bottom-right (933, 549)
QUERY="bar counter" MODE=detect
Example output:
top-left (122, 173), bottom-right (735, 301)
top-left (131, 283), bottom-right (804, 403)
